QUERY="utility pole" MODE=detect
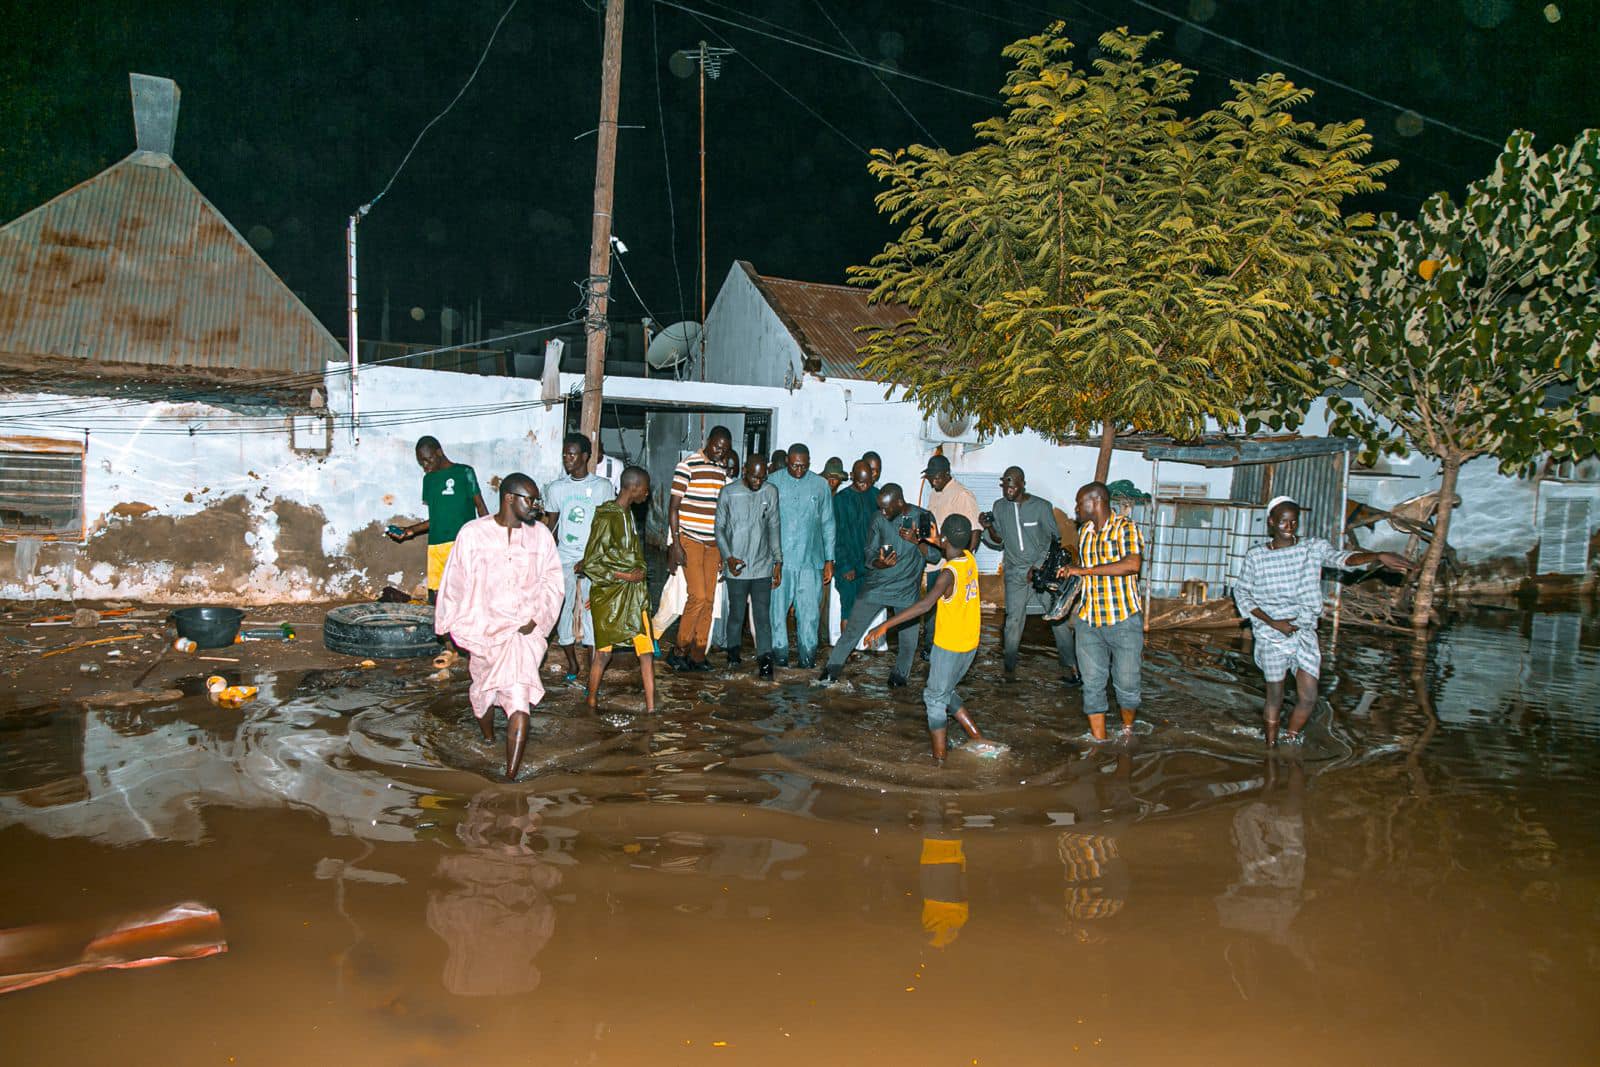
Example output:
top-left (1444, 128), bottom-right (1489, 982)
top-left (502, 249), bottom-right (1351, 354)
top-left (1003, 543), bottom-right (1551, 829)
top-left (580, 0), bottom-right (626, 465)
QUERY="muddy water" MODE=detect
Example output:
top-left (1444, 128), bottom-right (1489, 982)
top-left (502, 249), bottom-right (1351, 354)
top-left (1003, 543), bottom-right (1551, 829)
top-left (1, 606), bottom-right (1596, 1065)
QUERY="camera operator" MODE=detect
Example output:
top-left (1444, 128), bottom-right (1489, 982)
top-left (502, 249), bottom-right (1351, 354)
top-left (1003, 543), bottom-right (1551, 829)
top-left (979, 467), bottom-right (1082, 686)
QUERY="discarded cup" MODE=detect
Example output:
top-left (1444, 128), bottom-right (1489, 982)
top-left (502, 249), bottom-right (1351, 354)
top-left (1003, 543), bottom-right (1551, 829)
top-left (172, 637), bottom-right (197, 654)
top-left (205, 675), bottom-right (228, 695)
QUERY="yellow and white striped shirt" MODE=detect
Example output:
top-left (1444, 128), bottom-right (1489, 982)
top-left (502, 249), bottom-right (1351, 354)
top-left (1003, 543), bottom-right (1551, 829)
top-left (1076, 513), bottom-right (1145, 626)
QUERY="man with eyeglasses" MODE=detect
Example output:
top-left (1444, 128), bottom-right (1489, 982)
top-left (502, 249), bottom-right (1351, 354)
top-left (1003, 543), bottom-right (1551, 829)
top-left (543, 432), bottom-right (615, 687)
top-left (434, 473), bottom-right (565, 780)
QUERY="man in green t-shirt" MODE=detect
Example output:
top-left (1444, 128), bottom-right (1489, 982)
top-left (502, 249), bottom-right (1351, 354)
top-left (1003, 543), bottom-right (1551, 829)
top-left (387, 435), bottom-right (488, 602)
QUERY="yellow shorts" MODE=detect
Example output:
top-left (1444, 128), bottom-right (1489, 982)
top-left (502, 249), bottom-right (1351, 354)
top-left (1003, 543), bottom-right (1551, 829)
top-left (426, 541), bottom-right (454, 591)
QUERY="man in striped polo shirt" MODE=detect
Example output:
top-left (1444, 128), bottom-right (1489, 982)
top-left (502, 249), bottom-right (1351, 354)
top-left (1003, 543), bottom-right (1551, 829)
top-left (667, 425), bottom-right (733, 671)
top-left (1063, 481), bottom-right (1146, 741)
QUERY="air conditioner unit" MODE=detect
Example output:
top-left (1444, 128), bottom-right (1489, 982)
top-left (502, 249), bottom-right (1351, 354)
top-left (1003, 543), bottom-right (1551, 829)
top-left (921, 408), bottom-right (985, 445)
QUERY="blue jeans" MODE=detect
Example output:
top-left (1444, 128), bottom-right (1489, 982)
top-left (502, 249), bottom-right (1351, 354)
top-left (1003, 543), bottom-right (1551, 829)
top-left (770, 565), bottom-right (823, 660)
top-left (924, 645), bottom-right (978, 731)
top-left (1074, 613), bottom-right (1144, 718)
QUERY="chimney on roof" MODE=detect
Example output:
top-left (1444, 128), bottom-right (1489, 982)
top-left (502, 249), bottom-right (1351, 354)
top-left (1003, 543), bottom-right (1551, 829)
top-left (129, 73), bottom-right (180, 160)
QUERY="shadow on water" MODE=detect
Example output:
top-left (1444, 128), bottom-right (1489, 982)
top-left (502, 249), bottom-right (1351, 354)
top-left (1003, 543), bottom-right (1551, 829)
top-left (1, 604), bottom-right (1598, 1064)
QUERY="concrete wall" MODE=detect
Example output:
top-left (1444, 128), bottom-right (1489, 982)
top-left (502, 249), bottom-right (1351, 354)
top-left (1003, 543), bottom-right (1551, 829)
top-left (1299, 399), bottom-right (1600, 573)
top-left (702, 264), bottom-right (803, 389)
top-left (0, 364), bottom-right (569, 603)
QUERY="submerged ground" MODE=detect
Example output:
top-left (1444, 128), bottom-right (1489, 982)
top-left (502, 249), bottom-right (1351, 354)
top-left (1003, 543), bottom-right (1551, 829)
top-left (0, 601), bottom-right (1595, 1065)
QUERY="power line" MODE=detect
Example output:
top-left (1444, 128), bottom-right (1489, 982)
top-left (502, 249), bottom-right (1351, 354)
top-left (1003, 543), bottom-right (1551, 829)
top-left (362, 0), bottom-right (522, 212)
top-left (1085, 0), bottom-right (1502, 148)
top-left (655, 0), bottom-right (995, 103)
top-left (685, 12), bottom-right (871, 157)
top-left (811, 0), bottom-right (940, 146)
top-left (651, 3), bottom-right (689, 321)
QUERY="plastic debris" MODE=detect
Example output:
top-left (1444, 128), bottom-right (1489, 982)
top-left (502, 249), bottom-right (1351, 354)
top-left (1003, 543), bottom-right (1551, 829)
top-left (173, 637), bottom-right (198, 653)
top-left (72, 608), bottom-right (101, 628)
top-left (0, 901), bottom-right (227, 995)
top-left (359, 659), bottom-right (377, 669)
top-left (206, 675), bottom-right (228, 695)
top-left (211, 685), bottom-right (258, 709)
top-left (432, 650), bottom-right (460, 670)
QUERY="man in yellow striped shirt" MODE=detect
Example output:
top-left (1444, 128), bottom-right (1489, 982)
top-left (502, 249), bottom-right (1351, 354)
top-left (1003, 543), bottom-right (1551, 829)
top-left (1063, 482), bottom-right (1146, 741)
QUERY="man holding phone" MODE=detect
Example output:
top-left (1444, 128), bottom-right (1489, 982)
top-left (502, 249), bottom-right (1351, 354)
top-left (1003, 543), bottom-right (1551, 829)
top-left (819, 483), bottom-right (939, 687)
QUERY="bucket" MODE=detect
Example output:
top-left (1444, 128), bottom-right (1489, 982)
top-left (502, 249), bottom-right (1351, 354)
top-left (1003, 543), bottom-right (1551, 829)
top-left (170, 607), bottom-right (244, 649)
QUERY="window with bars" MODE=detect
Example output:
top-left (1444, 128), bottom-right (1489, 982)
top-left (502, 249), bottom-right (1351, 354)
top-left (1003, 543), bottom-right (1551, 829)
top-left (0, 439), bottom-right (86, 540)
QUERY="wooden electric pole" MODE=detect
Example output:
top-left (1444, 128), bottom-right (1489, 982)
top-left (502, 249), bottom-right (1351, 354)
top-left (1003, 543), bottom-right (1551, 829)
top-left (580, 0), bottom-right (626, 464)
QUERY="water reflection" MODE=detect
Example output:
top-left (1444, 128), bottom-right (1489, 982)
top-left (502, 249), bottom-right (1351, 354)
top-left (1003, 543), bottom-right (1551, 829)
top-left (918, 800), bottom-right (970, 949)
top-left (428, 790), bottom-right (565, 997)
top-left (1055, 754), bottom-right (1135, 943)
top-left (1215, 758), bottom-right (1310, 969)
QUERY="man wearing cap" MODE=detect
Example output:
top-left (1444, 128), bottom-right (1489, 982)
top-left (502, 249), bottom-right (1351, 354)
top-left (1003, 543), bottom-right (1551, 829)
top-left (979, 467), bottom-right (1080, 685)
top-left (1233, 496), bottom-right (1411, 745)
top-left (919, 455), bottom-right (981, 659)
top-left (821, 457), bottom-right (848, 493)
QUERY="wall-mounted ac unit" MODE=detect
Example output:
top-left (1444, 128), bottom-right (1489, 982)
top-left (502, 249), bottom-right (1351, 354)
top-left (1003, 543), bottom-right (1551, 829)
top-left (921, 409), bottom-right (985, 445)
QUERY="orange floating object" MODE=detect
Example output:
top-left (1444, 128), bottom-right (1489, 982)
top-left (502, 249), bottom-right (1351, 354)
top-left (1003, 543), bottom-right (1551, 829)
top-left (0, 902), bottom-right (227, 995)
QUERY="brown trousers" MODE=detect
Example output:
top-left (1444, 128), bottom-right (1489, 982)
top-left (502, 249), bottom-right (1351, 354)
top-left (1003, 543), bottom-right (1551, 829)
top-left (679, 535), bottom-right (721, 659)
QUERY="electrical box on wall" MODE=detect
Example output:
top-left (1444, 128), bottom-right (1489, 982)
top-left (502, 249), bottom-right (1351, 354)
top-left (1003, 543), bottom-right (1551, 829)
top-left (290, 412), bottom-right (333, 456)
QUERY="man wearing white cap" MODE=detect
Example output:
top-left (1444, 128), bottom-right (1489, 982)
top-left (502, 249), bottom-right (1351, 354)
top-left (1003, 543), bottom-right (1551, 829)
top-left (1233, 496), bottom-right (1411, 745)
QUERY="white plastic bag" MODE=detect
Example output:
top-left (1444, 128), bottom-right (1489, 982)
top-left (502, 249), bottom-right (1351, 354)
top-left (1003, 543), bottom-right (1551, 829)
top-left (652, 567), bottom-right (688, 634)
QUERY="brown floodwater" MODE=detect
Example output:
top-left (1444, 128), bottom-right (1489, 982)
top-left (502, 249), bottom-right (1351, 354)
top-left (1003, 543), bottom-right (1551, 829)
top-left (1, 604), bottom-right (1597, 1065)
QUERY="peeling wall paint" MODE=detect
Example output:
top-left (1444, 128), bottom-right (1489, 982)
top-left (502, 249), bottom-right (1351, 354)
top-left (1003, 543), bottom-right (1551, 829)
top-left (10, 362), bottom-right (1575, 605)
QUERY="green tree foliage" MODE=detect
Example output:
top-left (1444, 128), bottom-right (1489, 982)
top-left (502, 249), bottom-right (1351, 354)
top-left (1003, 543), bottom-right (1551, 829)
top-left (1310, 129), bottom-right (1600, 626)
top-left (849, 25), bottom-right (1392, 478)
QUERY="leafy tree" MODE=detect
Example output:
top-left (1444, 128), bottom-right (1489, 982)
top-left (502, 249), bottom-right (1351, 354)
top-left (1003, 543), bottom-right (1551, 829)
top-left (849, 25), bottom-right (1392, 480)
top-left (1311, 129), bottom-right (1600, 627)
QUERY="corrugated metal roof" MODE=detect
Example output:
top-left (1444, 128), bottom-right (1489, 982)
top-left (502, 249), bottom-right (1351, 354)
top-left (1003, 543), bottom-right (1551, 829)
top-left (741, 263), bottom-right (910, 382)
top-left (0, 154), bottom-right (347, 378)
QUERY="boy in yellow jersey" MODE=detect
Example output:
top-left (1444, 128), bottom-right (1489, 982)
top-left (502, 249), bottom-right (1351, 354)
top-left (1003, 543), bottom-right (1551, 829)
top-left (867, 515), bottom-right (1003, 762)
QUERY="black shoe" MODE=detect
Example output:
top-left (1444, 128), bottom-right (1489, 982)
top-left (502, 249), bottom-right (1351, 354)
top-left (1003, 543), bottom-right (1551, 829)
top-left (685, 657), bottom-right (714, 673)
top-left (817, 665), bottom-right (840, 685)
top-left (1062, 671), bottom-right (1083, 688)
top-left (667, 652), bottom-right (691, 671)
top-left (725, 647), bottom-right (742, 668)
top-left (797, 654), bottom-right (816, 670)
top-left (758, 655), bottom-right (774, 680)
top-left (888, 671), bottom-right (908, 688)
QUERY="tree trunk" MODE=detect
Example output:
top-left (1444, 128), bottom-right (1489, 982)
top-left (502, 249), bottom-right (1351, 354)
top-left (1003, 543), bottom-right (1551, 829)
top-left (1094, 421), bottom-right (1116, 483)
top-left (1410, 456), bottom-right (1461, 629)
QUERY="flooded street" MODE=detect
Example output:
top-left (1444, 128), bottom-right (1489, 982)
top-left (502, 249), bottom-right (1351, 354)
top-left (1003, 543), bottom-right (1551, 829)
top-left (2, 606), bottom-right (1597, 1065)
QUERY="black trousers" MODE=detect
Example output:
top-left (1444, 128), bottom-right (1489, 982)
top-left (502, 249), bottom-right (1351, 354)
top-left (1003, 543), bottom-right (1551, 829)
top-left (724, 576), bottom-right (773, 656)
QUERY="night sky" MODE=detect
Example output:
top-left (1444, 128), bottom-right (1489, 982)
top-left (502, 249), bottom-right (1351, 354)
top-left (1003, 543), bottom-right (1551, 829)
top-left (3, 0), bottom-right (1594, 348)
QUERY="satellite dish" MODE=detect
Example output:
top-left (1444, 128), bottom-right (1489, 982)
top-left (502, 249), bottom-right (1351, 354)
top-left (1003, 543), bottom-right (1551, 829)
top-left (646, 321), bottom-right (703, 369)
top-left (936, 409), bottom-right (973, 438)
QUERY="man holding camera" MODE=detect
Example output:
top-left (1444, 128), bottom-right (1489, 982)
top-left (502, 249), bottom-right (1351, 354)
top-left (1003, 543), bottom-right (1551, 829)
top-left (979, 467), bottom-right (1081, 685)
top-left (819, 483), bottom-right (939, 687)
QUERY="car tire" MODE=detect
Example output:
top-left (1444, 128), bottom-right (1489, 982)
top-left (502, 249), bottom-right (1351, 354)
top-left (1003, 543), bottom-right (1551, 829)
top-left (322, 603), bottom-right (443, 659)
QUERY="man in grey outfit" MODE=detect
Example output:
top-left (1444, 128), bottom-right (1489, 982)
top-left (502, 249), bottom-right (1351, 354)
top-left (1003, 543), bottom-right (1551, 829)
top-left (979, 466), bottom-right (1081, 685)
top-left (715, 453), bottom-right (783, 679)
top-left (820, 483), bottom-right (940, 687)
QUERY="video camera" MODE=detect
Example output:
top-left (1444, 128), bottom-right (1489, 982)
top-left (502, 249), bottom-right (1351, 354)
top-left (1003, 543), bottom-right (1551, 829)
top-left (1031, 537), bottom-right (1082, 622)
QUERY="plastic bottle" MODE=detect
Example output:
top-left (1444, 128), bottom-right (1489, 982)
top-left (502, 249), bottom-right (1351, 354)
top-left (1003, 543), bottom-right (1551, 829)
top-left (172, 637), bottom-right (197, 653)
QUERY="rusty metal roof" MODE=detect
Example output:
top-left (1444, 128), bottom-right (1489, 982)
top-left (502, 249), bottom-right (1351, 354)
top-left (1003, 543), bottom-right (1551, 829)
top-left (740, 262), bottom-right (910, 382)
top-left (0, 153), bottom-right (347, 378)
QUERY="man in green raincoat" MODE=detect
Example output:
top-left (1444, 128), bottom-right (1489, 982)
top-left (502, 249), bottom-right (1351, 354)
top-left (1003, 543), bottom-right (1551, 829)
top-left (581, 466), bottom-right (656, 713)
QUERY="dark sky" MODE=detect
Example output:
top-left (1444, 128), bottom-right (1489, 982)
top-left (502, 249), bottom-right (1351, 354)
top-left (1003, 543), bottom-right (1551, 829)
top-left (3, 0), bottom-right (1594, 347)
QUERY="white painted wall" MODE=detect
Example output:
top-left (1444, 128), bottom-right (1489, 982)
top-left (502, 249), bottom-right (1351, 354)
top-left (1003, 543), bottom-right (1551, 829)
top-left (1301, 398), bottom-right (1599, 569)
